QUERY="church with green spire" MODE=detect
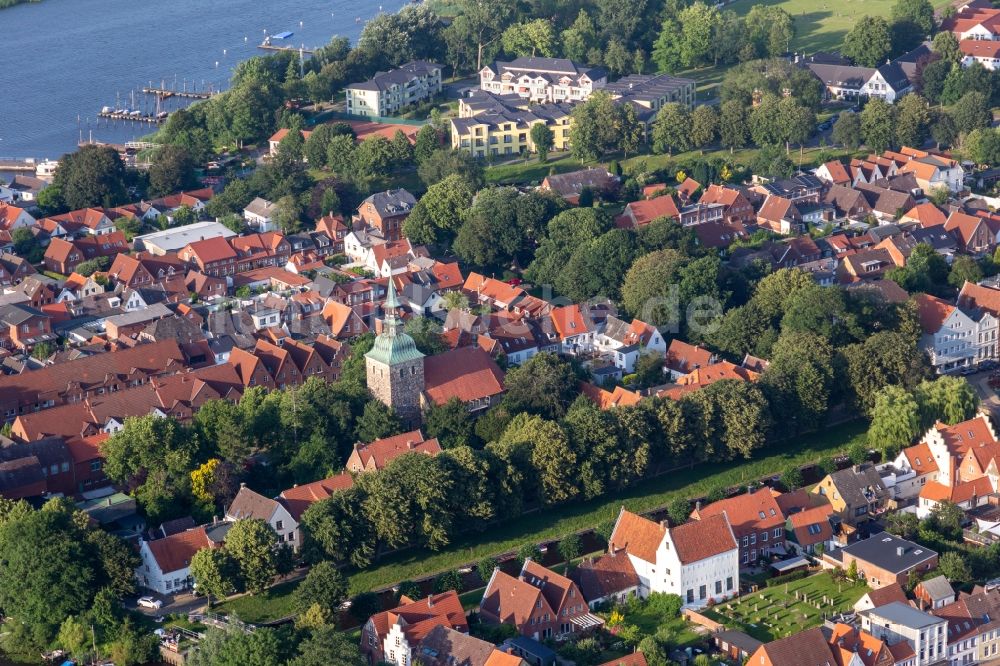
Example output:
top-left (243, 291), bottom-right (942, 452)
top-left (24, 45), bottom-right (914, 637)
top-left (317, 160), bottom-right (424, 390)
top-left (365, 279), bottom-right (425, 424)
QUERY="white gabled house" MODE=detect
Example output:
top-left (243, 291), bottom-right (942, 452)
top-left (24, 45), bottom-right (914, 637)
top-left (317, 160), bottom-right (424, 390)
top-left (225, 484), bottom-right (300, 549)
top-left (243, 197), bottom-right (277, 233)
top-left (914, 293), bottom-right (998, 373)
top-left (593, 315), bottom-right (666, 373)
top-left (608, 507), bottom-right (739, 609)
top-left (135, 524), bottom-right (225, 595)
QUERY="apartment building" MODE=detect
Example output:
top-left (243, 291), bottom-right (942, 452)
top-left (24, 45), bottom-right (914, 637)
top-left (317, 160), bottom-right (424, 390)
top-left (346, 61), bottom-right (442, 117)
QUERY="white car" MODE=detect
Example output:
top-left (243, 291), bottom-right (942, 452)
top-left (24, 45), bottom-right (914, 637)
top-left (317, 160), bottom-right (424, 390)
top-left (137, 596), bottom-right (163, 610)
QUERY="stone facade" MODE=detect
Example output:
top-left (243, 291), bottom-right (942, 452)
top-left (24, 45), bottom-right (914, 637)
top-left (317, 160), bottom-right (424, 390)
top-left (366, 353), bottom-right (424, 424)
top-left (365, 279), bottom-right (425, 425)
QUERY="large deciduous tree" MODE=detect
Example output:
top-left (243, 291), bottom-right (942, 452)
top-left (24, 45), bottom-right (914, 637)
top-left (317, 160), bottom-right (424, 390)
top-left (843, 16), bottom-right (893, 67)
top-left (224, 518), bottom-right (280, 595)
top-left (54, 145), bottom-right (128, 210)
top-left (860, 98), bottom-right (897, 153)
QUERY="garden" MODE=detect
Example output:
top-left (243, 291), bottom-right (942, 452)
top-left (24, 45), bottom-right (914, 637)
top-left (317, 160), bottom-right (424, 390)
top-left (556, 593), bottom-right (707, 666)
top-left (702, 572), bottom-right (867, 642)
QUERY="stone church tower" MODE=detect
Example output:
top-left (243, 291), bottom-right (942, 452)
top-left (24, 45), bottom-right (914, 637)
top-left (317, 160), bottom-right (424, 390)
top-left (365, 279), bottom-right (425, 424)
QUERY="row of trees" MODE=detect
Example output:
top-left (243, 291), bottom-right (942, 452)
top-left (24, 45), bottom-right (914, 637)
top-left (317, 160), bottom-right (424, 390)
top-left (831, 92), bottom-right (990, 156)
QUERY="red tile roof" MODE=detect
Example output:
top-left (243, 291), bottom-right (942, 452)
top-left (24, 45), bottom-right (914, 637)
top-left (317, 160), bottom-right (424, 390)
top-left (597, 653), bottom-right (648, 666)
top-left (665, 340), bottom-right (714, 374)
top-left (914, 293), bottom-right (956, 334)
top-left (279, 473), bottom-right (354, 521)
top-left (622, 195), bottom-right (680, 227)
top-left (902, 442), bottom-right (939, 474)
top-left (579, 382), bottom-right (642, 410)
top-left (789, 504), bottom-right (834, 548)
top-left (368, 591), bottom-right (467, 650)
top-left (691, 487), bottom-right (785, 534)
top-left (352, 429), bottom-right (441, 471)
top-left (146, 526), bottom-right (215, 574)
top-left (609, 508), bottom-right (665, 564)
top-left (423, 347), bottom-right (505, 406)
top-left (184, 236), bottom-right (237, 264)
top-left (550, 304), bottom-right (593, 340)
top-left (903, 202), bottom-right (948, 227)
top-left (669, 513), bottom-right (737, 565)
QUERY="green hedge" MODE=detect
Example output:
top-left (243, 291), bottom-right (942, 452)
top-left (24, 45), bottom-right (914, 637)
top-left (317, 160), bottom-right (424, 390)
top-left (765, 569), bottom-right (810, 587)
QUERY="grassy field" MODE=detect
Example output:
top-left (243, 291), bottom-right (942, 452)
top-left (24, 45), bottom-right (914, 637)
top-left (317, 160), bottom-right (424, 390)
top-left (486, 141), bottom-right (866, 188)
top-left (704, 572), bottom-right (867, 642)
top-left (214, 579), bottom-right (300, 624)
top-left (345, 420), bottom-right (867, 595)
top-left (729, 0), bottom-right (955, 53)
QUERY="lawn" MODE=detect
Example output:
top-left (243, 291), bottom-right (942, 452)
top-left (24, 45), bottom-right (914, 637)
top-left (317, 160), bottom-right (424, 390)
top-left (703, 572), bottom-right (867, 642)
top-left (213, 579), bottom-right (300, 624)
top-left (728, 0), bottom-right (954, 53)
top-left (487, 142), bottom-right (867, 189)
top-left (345, 420), bottom-right (867, 596)
top-left (486, 153), bottom-right (583, 185)
top-left (621, 144), bottom-right (867, 178)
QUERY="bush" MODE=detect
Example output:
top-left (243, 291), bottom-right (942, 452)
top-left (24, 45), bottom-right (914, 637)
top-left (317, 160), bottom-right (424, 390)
top-left (434, 569), bottom-right (463, 594)
top-left (349, 591), bottom-right (381, 621)
top-left (396, 580), bottom-right (421, 602)
top-left (765, 569), bottom-right (809, 587)
top-left (646, 592), bottom-right (683, 618)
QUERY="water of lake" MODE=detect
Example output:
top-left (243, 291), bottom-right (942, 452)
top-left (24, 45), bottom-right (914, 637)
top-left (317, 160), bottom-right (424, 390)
top-left (0, 0), bottom-right (410, 160)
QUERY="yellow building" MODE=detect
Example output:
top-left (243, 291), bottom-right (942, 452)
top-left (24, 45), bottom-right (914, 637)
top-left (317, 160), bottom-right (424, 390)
top-left (450, 105), bottom-right (572, 158)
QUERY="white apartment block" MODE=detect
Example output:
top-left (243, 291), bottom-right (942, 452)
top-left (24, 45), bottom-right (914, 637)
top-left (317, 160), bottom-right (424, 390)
top-left (860, 602), bottom-right (948, 666)
top-left (346, 61), bottom-right (442, 118)
top-left (480, 57), bottom-right (607, 104)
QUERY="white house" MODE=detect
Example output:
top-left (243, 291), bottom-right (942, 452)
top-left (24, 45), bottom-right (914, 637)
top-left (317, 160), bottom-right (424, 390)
top-left (960, 39), bottom-right (1000, 70)
top-left (608, 508), bottom-right (739, 609)
top-left (225, 484), bottom-right (300, 549)
top-left (914, 293), bottom-right (997, 373)
top-left (0, 203), bottom-right (36, 231)
top-left (343, 229), bottom-right (416, 278)
top-left (135, 525), bottom-right (224, 595)
top-left (593, 315), bottom-right (666, 373)
top-left (243, 197), bottom-right (277, 233)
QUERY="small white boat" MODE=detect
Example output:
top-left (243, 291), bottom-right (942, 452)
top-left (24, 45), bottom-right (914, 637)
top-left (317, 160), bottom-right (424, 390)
top-left (101, 106), bottom-right (112, 113)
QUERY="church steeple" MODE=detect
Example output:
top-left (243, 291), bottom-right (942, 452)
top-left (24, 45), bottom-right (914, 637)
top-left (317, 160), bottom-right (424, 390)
top-left (365, 278), bottom-right (425, 424)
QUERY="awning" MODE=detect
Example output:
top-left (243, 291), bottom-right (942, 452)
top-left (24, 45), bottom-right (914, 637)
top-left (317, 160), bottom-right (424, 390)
top-left (771, 555), bottom-right (810, 573)
top-left (571, 613), bottom-right (605, 630)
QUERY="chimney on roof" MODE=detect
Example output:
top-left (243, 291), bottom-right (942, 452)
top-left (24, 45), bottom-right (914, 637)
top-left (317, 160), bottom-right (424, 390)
top-left (240, 482), bottom-right (247, 489)
top-left (427, 594), bottom-right (434, 608)
top-left (896, 546), bottom-right (905, 557)
top-left (695, 500), bottom-right (702, 512)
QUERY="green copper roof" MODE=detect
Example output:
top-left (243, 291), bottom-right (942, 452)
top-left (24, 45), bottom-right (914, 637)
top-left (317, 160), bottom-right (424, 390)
top-left (366, 279), bottom-right (424, 365)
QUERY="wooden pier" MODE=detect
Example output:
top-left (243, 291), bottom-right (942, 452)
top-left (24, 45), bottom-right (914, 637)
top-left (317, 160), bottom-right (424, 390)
top-left (97, 111), bottom-right (166, 124)
top-left (0, 159), bottom-right (37, 172)
top-left (141, 87), bottom-right (216, 100)
top-left (258, 43), bottom-right (313, 54)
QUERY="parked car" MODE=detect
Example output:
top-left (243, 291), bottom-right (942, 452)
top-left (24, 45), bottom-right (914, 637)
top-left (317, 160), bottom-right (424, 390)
top-left (980, 360), bottom-right (998, 371)
top-left (960, 365), bottom-right (977, 376)
top-left (137, 596), bottom-right (163, 610)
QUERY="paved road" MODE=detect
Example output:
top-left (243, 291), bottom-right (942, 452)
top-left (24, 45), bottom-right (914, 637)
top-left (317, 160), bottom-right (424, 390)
top-left (969, 369), bottom-right (1000, 416)
top-left (127, 567), bottom-right (311, 620)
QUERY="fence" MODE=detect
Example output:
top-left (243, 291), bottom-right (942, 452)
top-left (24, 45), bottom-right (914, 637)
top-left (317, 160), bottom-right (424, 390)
top-left (682, 608), bottom-right (726, 633)
top-left (309, 109), bottom-right (428, 126)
